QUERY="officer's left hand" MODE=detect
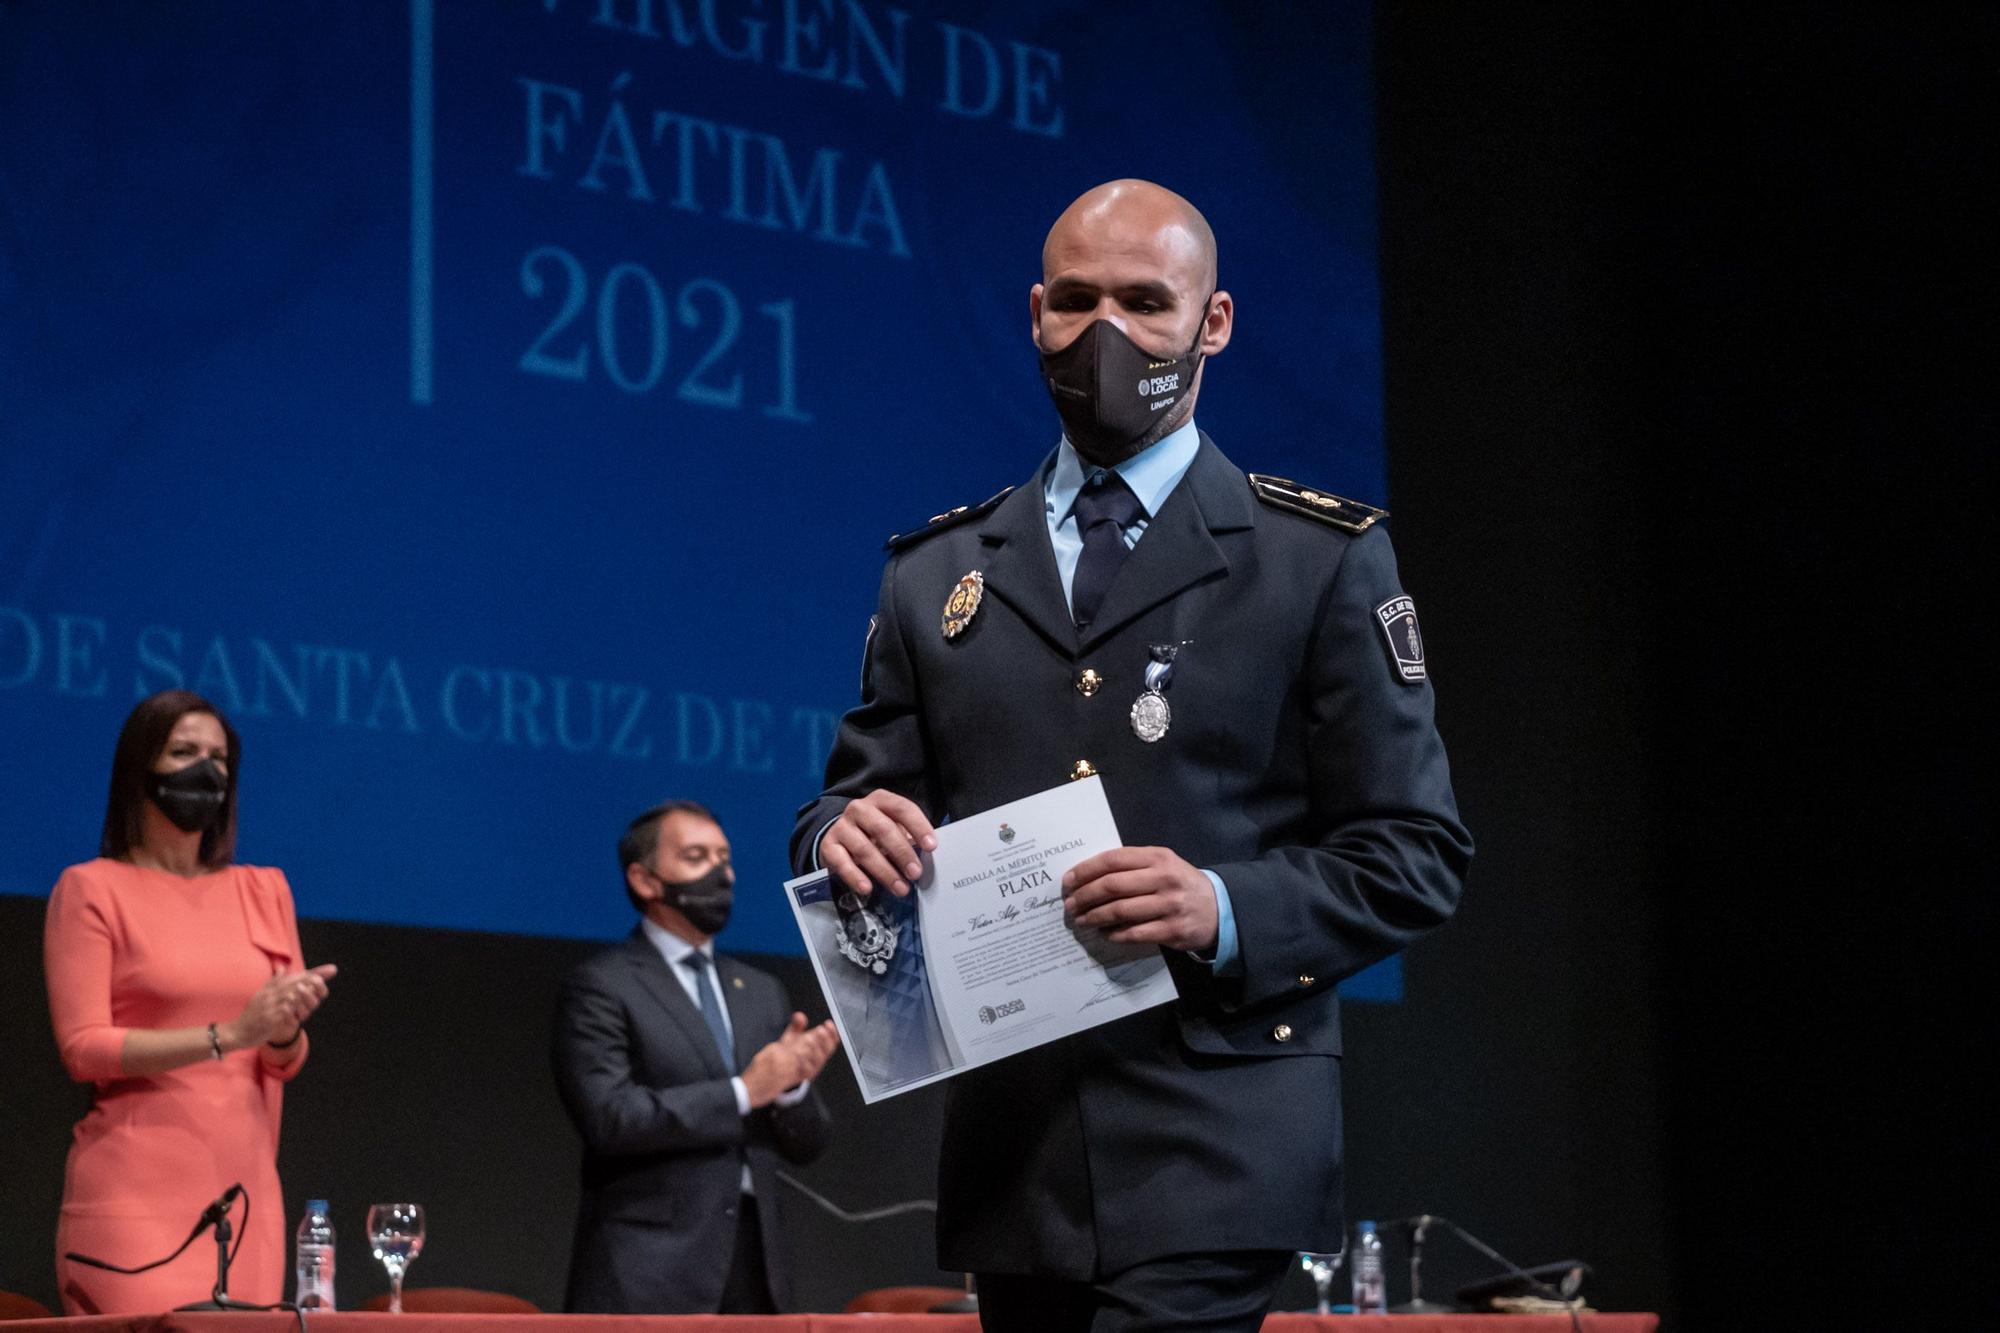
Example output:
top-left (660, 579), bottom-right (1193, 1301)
top-left (1061, 847), bottom-right (1218, 953)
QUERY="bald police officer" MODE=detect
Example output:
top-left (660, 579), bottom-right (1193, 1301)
top-left (792, 180), bottom-right (1471, 1332)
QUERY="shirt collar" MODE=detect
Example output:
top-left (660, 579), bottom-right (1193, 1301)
top-left (1045, 418), bottom-right (1202, 525)
top-left (640, 914), bottom-right (713, 970)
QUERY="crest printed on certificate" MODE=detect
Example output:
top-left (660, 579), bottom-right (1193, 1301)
top-left (785, 776), bottom-right (1178, 1102)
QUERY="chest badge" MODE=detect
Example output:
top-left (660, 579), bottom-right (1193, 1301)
top-left (941, 570), bottom-right (985, 640)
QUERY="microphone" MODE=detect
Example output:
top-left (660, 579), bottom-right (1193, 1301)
top-left (66, 1184), bottom-right (271, 1313)
top-left (64, 1184), bottom-right (243, 1274)
top-left (199, 1184), bottom-right (245, 1227)
top-left (1390, 1213), bottom-right (1590, 1324)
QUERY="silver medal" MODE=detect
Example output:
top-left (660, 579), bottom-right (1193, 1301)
top-left (1130, 688), bottom-right (1171, 743)
top-left (834, 892), bottom-right (897, 974)
top-left (1130, 643), bottom-right (1185, 743)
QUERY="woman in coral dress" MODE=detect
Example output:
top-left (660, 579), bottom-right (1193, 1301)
top-left (44, 690), bottom-right (337, 1315)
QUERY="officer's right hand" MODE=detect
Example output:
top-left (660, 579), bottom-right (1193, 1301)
top-left (820, 790), bottom-right (937, 898)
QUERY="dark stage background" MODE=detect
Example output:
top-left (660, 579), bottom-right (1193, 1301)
top-left (4, 3), bottom-right (1990, 1327)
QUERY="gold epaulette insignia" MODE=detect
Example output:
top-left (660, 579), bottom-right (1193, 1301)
top-left (1247, 473), bottom-right (1387, 534)
top-left (885, 486), bottom-right (1015, 551)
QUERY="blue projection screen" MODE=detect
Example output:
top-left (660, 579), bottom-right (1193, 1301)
top-left (1, 2), bottom-right (1391, 991)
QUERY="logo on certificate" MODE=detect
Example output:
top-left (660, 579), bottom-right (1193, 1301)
top-left (997, 822), bottom-right (1016, 844)
top-left (978, 998), bottom-right (1026, 1025)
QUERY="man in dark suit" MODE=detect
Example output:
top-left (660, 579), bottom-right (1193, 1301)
top-left (791, 180), bottom-right (1472, 1331)
top-left (554, 799), bottom-right (837, 1314)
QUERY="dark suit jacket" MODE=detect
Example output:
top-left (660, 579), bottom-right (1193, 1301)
top-left (791, 435), bottom-right (1472, 1279)
top-left (551, 929), bottom-right (829, 1313)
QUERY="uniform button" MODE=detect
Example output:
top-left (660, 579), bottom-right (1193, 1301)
top-left (1272, 1024), bottom-right (1294, 1043)
top-left (724, 1205), bottom-right (737, 1219)
top-left (1076, 668), bottom-right (1103, 697)
top-left (1298, 974), bottom-right (1316, 988)
top-left (1071, 759), bottom-right (1097, 781)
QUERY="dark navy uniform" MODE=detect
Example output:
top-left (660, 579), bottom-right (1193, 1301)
top-left (791, 434), bottom-right (1470, 1280)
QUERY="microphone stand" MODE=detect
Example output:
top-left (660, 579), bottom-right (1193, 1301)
top-left (176, 1207), bottom-right (267, 1313)
top-left (1389, 1213), bottom-right (1588, 1333)
top-left (1389, 1214), bottom-right (1451, 1314)
top-left (65, 1185), bottom-right (266, 1312)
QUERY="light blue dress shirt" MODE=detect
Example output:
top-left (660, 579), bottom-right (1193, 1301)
top-left (1044, 422), bottom-right (1241, 975)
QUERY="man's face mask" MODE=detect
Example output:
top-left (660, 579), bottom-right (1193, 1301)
top-left (148, 758), bottom-right (227, 834)
top-left (653, 863), bottom-right (735, 937)
top-left (1038, 303), bottom-right (1208, 467)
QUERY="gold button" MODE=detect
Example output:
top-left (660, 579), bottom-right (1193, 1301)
top-left (1076, 668), bottom-right (1103, 697)
top-left (1297, 974), bottom-right (1316, 988)
top-left (1071, 759), bottom-right (1097, 781)
top-left (1272, 1024), bottom-right (1294, 1043)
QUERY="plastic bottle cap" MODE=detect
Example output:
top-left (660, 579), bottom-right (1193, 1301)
top-left (1358, 1220), bottom-right (1376, 1229)
top-left (306, 1200), bottom-right (328, 1212)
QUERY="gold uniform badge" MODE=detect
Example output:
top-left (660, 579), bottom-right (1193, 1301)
top-left (941, 570), bottom-right (985, 639)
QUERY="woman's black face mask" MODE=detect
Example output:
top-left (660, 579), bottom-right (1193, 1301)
top-left (149, 758), bottom-right (227, 834)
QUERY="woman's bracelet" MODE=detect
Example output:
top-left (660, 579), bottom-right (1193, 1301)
top-left (266, 1027), bottom-right (303, 1051)
top-left (206, 1023), bottom-right (224, 1060)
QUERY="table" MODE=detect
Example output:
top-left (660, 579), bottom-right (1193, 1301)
top-left (5, 1314), bottom-right (1661, 1332)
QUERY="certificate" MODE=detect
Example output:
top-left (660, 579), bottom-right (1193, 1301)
top-left (785, 776), bottom-right (1178, 1103)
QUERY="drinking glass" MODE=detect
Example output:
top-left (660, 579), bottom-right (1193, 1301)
top-left (1298, 1246), bottom-right (1346, 1315)
top-left (366, 1203), bottom-right (425, 1314)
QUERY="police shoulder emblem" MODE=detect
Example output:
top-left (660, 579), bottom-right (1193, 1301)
top-left (1247, 473), bottom-right (1387, 534)
top-left (885, 486), bottom-right (1016, 551)
top-left (1375, 594), bottom-right (1426, 683)
top-left (941, 570), bottom-right (984, 639)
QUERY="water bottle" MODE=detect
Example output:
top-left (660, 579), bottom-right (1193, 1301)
top-left (294, 1200), bottom-right (336, 1310)
top-left (1350, 1219), bottom-right (1387, 1313)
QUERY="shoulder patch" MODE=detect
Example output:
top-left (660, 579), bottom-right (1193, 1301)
top-left (1247, 473), bottom-right (1386, 534)
top-left (1375, 595), bottom-right (1427, 684)
top-left (885, 486), bottom-right (1015, 551)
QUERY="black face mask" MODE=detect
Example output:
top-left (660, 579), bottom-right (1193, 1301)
top-left (653, 864), bottom-right (735, 937)
top-left (1038, 306), bottom-right (1207, 467)
top-left (148, 759), bottom-right (227, 834)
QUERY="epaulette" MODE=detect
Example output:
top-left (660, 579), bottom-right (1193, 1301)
top-left (1247, 473), bottom-right (1387, 534)
top-left (885, 486), bottom-right (1015, 551)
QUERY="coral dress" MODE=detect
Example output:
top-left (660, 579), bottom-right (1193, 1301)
top-left (43, 859), bottom-right (309, 1315)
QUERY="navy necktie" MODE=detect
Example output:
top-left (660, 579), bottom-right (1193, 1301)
top-left (682, 953), bottom-right (735, 1070)
top-left (1070, 470), bottom-right (1143, 629)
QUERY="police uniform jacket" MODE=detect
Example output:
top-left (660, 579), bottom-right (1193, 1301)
top-left (790, 434), bottom-right (1471, 1278)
